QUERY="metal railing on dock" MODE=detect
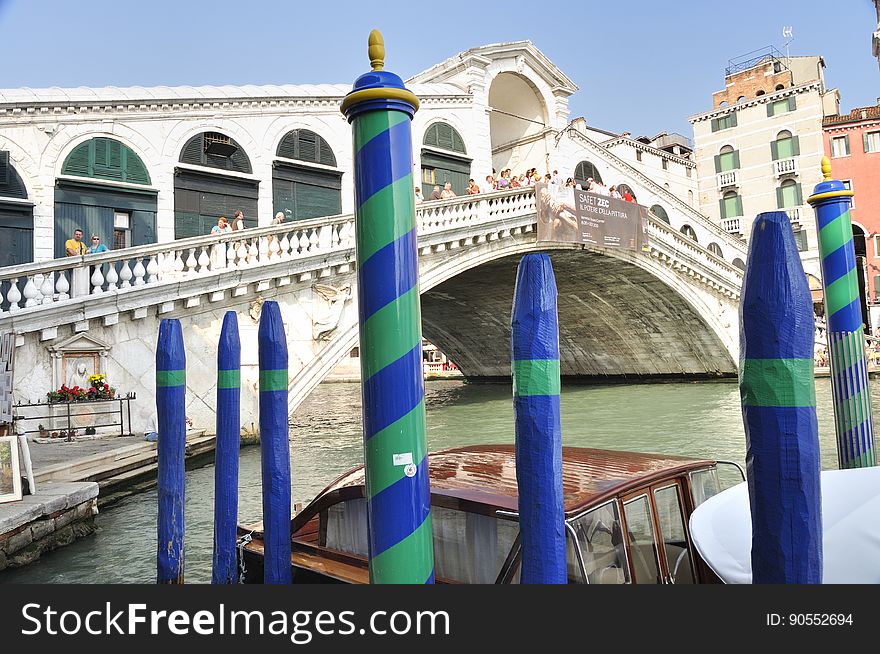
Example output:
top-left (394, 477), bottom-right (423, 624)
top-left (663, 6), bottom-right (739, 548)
top-left (12, 393), bottom-right (136, 438)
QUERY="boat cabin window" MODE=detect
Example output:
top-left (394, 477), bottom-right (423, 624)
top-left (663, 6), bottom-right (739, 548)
top-left (567, 501), bottom-right (629, 584)
top-left (433, 507), bottom-right (519, 583)
top-left (622, 495), bottom-right (662, 584)
top-left (652, 484), bottom-right (695, 584)
top-left (689, 468), bottom-right (721, 508)
top-left (325, 498), bottom-right (368, 557)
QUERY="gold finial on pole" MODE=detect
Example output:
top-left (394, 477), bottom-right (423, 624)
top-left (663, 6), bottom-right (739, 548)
top-left (821, 156), bottom-right (832, 181)
top-left (368, 30), bottom-right (385, 71)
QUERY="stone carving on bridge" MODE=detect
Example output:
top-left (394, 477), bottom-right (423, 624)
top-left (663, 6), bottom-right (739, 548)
top-left (249, 297), bottom-right (265, 323)
top-left (311, 283), bottom-right (353, 341)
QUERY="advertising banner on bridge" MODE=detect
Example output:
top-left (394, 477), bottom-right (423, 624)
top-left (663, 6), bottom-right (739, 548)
top-left (536, 182), bottom-right (647, 251)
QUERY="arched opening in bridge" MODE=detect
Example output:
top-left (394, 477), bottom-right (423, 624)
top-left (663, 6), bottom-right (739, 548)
top-left (421, 122), bottom-right (471, 198)
top-left (732, 258), bottom-right (745, 271)
top-left (650, 204), bottom-right (669, 224)
top-left (56, 137), bottom-right (157, 258)
top-left (273, 129), bottom-right (342, 222)
top-left (0, 151), bottom-right (32, 267)
top-left (618, 183), bottom-right (636, 202)
top-left (707, 242), bottom-right (723, 258)
top-left (488, 72), bottom-right (548, 175)
top-left (574, 161), bottom-right (602, 188)
top-left (680, 224), bottom-right (698, 242)
top-left (174, 131), bottom-right (257, 238)
top-left (852, 223), bottom-right (870, 331)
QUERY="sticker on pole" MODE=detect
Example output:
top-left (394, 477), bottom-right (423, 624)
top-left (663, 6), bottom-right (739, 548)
top-left (392, 452), bottom-right (413, 466)
top-left (404, 463), bottom-right (417, 478)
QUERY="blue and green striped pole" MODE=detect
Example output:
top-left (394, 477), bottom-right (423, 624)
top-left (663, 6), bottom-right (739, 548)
top-left (212, 311), bottom-right (240, 584)
top-left (341, 30), bottom-right (434, 584)
top-left (258, 300), bottom-right (291, 584)
top-left (156, 319), bottom-right (186, 584)
top-left (511, 253), bottom-right (567, 584)
top-left (808, 157), bottom-right (876, 469)
top-left (740, 211), bottom-right (822, 583)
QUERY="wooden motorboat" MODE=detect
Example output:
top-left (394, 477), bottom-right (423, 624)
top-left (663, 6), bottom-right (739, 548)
top-left (238, 445), bottom-right (743, 584)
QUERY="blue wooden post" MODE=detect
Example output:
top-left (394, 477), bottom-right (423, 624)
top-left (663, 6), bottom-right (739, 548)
top-left (740, 211), bottom-right (822, 583)
top-left (258, 300), bottom-right (292, 584)
top-left (511, 253), bottom-right (567, 584)
top-left (212, 311), bottom-right (240, 584)
top-left (156, 319), bottom-right (186, 584)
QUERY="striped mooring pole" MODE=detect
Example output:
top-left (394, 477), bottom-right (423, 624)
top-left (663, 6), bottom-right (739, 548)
top-left (340, 30), bottom-right (434, 584)
top-left (511, 254), bottom-right (567, 584)
top-left (156, 319), bottom-right (186, 584)
top-left (212, 311), bottom-right (240, 584)
top-left (740, 212), bottom-right (822, 583)
top-left (808, 157), bottom-right (876, 468)
top-left (258, 300), bottom-right (292, 584)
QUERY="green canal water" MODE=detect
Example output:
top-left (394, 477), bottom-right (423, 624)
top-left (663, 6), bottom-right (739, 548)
top-left (1, 378), bottom-right (873, 584)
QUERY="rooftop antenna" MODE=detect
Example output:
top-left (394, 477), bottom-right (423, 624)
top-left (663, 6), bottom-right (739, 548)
top-left (782, 26), bottom-right (794, 63)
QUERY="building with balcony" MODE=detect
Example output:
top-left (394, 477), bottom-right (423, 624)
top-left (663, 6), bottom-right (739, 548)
top-left (688, 47), bottom-right (840, 280)
top-left (824, 102), bottom-right (880, 331)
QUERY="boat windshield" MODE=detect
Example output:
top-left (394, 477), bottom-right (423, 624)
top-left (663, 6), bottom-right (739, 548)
top-left (689, 468), bottom-right (722, 508)
top-left (566, 501), bottom-right (630, 584)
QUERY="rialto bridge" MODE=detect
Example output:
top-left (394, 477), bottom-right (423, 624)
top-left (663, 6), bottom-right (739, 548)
top-left (0, 41), bottom-right (748, 434)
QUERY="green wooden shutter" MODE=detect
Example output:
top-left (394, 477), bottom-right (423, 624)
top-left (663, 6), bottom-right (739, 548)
top-left (711, 118), bottom-right (719, 132)
top-left (719, 198), bottom-right (726, 219)
top-left (776, 186), bottom-right (785, 208)
top-left (767, 103), bottom-right (774, 118)
top-left (844, 134), bottom-right (850, 155)
top-left (714, 155), bottom-right (721, 173)
top-left (732, 150), bottom-right (741, 169)
top-left (873, 275), bottom-right (880, 299)
top-left (791, 136), bottom-right (800, 156)
top-left (62, 142), bottom-right (91, 176)
top-left (770, 140), bottom-right (779, 160)
top-left (864, 132), bottom-right (872, 153)
top-left (0, 150), bottom-right (7, 186)
top-left (735, 195), bottom-right (743, 216)
top-left (730, 112), bottom-right (737, 127)
top-left (788, 96), bottom-right (796, 111)
top-left (795, 183), bottom-right (803, 206)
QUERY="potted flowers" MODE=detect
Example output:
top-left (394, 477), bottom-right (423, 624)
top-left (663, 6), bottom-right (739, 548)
top-left (47, 374), bottom-right (116, 403)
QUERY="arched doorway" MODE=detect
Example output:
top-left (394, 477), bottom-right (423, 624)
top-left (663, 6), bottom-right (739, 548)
top-left (650, 204), bottom-right (669, 224)
top-left (421, 122), bottom-right (471, 197)
top-left (55, 137), bottom-right (156, 258)
top-left (618, 183), bottom-right (637, 202)
top-left (0, 151), bottom-right (33, 267)
top-left (174, 131), bottom-right (256, 238)
top-left (273, 129), bottom-right (342, 221)
top-left (488, 72), bottom-right (548, 175)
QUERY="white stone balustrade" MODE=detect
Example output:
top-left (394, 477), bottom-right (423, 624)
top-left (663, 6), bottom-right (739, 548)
top-left (0, 188), bottom-right (742, 320)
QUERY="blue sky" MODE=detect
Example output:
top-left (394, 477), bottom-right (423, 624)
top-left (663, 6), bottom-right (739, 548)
top-left (1, 0), bottom-right (878, 138)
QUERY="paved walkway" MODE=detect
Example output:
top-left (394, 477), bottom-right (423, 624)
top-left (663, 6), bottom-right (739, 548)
top-left (26, 435), bottom-right (146, 471)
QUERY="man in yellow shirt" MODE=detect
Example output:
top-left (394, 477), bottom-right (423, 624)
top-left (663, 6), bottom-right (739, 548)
top-left (65, 229), bottom-right (86, 256)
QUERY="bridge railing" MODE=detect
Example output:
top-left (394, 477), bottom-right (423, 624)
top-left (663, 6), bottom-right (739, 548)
top-left (0, 214), bottom-right (357, 315)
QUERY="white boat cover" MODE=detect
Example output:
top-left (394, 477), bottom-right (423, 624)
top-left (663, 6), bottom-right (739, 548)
top-left (689, 467), bottom-right (880, 583)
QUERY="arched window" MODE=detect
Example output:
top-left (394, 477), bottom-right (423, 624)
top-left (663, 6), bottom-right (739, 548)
top-left (772, 130), bottom-right (799, 162)
top-left (716, 144), bottom-right (739, 175)
top-left (179, 131), bottom-right (252, 174)
top-left (680, 224), bottom-right (698, 242)
top-left (688, 190), bottom-right (694, 206)
top-left (776, 178), bottom-right (803, 210)
top-left (617, 184), bottom-right (636, 201)
top-left (423, 123), bottom-right (467, 154)
top-left (732, 258), bottom-right (745, 271)
top-left (55, 138), bottom-right (157, 257)
top-left (721, 191), bottom-right (742, 219)
top-left (737, 95), bottom-right (746, 103)
top-left (421, 122), bottom-right (471, 197)
top-left (707, 242), bottom-right (723, 258)
top-left (0, 151), bottom-right (33, 267)
top-left (62, 137), bottom-right (151, 185)
top-left (274, 129), bottom-right (342, 222)
top-left (574, 161), bottom-right (602, 187)
top-left (775, 83), bottom-right (785, 91)
top-left (756, 90), bottom-right (765, 97)
top-left (175, 132), bottom-right (256, 238)
top-left (650, 204), bottom-right (669, 224)
top-left (277, 129), bottom-right (337, 167)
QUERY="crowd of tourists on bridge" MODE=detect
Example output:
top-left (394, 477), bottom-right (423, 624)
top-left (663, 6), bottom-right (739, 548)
top-left (415, 167), bottom-right (638, 203)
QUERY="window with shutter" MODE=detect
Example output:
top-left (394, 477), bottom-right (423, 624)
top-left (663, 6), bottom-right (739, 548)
top-left (180, 133), bottom-right (252, 174)
top-left (650, 205), bottom-right (669, 223)
top-left (864, 131), bottom-right (880, 153)
top-left (722, 192), bottom-right (741, 218)
top-left (276, 130), bottom-right (337, 168)
top-left (422, 123), bottom-right (467, 155)
top-left (0, 151), bottom-right (27, 199)
top-left (574, 161), bottom-right (603, 186)
top-left (831, 135), bottom-right (850, 157)
top-left (61, 138), bottom-right (151, 185)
